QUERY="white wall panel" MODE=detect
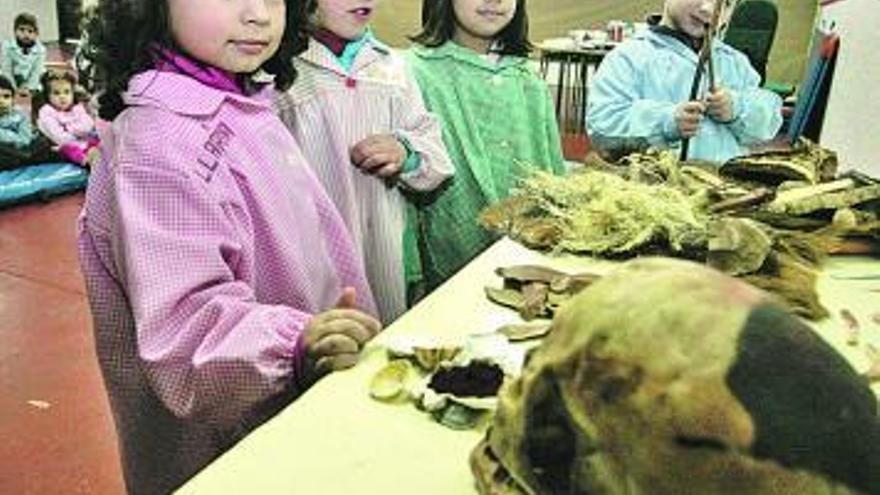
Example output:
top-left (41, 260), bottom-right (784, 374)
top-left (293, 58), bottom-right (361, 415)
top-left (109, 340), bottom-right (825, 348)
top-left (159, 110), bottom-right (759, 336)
top-left (820, 0), bottom-right (880, 173)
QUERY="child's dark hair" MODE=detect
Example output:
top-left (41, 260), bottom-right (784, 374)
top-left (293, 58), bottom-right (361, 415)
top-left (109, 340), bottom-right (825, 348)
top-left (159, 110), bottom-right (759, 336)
top-left (0, 74), bottom-right (14, 93)
top-left (83, 0), bottom-right (310, 120)
top-left (411, 0), bottom-right (532, 57)
top-left (40, 69), bottom-right (78, 95)
top-left (14, 13), bottom-right (39, 31)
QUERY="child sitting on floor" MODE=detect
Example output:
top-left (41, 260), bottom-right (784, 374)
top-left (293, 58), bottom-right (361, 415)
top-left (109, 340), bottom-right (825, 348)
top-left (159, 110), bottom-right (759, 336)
top-left (0, 73), bottom-right (58, 170)
top-left (36, 70), bottom-right (99, 167)
top-left (0, 13), bottom-right (46, 99)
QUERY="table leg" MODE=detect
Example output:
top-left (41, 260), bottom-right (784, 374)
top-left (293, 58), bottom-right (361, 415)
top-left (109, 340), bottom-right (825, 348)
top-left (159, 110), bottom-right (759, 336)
top-left (555, 55), bottom-right (565, 127)
top-left (578, 57), bottom-right (589, 133)
top-left (567, 54), bottom-right (579, 133)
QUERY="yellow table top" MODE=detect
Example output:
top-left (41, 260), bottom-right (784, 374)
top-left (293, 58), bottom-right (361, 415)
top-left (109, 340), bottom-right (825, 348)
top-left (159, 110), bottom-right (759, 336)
top-left (178, 238), bottom-right (880, 494)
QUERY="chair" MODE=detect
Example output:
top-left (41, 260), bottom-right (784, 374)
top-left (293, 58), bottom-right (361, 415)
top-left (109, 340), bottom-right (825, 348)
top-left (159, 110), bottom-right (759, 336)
top-left (723, 0), bottom-right (779, 84)
top-left (785, 26), bottom-right (840, 143)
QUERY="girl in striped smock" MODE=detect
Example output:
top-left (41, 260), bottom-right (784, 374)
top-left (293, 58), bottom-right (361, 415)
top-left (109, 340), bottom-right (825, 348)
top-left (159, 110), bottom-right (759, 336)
top-left (276, 0), bottom-right (454, 324)
top-left (406, 0), bottom-right (565, 291)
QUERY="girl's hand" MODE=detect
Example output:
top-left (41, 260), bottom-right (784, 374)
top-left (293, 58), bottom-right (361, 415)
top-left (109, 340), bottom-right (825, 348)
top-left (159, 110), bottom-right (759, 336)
top-left (349, 134), bottom-right (407, 178)
top-left (675, 101), bottom-right (706, 138)
top-left (301, 288), bottom-right (382, 382)
top-left (705, 88), bottom-right (735, 123)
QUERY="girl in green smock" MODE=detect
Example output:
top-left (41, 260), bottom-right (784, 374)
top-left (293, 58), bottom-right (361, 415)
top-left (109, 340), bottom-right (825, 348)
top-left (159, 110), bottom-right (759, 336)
top-left (405, 0), bottom-right (565, 293)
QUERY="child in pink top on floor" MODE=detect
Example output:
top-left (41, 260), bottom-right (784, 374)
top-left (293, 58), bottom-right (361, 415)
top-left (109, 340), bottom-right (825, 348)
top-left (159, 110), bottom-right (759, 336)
top-left (79, 0), bottom-right (381, 493)
top-left (36, 70), bottom-right (99, 167)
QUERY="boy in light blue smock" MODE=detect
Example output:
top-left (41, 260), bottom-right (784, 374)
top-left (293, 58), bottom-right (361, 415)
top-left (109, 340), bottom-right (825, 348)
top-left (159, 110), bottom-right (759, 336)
top-left (587, 0), bottom-right (783, 164)
top-left (0, 13), bottom-right (46, 97)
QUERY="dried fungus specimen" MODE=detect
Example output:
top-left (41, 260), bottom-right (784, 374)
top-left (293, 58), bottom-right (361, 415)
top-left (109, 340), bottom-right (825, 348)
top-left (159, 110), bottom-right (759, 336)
top-left (429, 361), bottom-right (504, 398)
top-left (481, 170), bottom-right (708, 256)
top-left (707, 217), bottom-right (772, 275)
top-left (472, 259), bottom-right (880, 495)
top-left (720, 138), bottom-right (838, 185)
top-left (485, 265), bottom-right (601, 321)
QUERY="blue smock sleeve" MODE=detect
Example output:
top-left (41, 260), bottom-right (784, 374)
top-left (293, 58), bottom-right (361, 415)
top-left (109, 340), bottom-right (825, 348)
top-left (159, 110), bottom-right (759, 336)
top-left (587, 46), bottom-right (681, 151)
top-left (722, 52), bottom-right (783, 145)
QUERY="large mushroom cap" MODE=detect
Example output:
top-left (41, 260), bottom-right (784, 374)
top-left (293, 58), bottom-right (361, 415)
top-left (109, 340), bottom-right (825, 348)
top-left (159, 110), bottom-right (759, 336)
top-left (475, 258), bottom-right (879, 495)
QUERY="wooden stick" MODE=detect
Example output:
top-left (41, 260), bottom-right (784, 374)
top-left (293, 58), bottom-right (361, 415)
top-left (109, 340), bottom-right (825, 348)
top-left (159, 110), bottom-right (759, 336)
top-left (708, 187), bottom-right (776, 213)
top-left (707, 45), bottom-right (716, 91)
top-left (679, 1), bottom-right (726, 161)
top-left (707, 1), bottom-right (724, 91)
top-left (679, 41), bottom-right (710, 161)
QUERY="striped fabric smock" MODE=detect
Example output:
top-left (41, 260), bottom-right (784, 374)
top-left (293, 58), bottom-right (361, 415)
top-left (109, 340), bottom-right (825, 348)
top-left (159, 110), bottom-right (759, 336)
top-left (78, 70), bottom-right (377, 495)
top-left (277, 34), bottom-right (453, 323)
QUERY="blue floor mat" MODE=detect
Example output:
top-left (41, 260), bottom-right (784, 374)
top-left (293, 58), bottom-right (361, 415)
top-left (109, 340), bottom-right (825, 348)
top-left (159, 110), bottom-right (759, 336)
top-left (0, 163), bottom-right (89, 208)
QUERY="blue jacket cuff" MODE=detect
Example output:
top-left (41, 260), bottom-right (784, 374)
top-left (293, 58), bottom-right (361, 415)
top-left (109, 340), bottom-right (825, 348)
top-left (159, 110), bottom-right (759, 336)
top-left (397, 134), bottom-right (422, 173)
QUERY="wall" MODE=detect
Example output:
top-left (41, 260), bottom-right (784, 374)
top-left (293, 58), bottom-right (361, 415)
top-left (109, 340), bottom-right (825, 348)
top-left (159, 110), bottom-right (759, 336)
top-left (372, 0), bottom-right (818, 85)
top-left (818, 0), bottom-right (880, 173)
top-left (0, 0), bottom-right (816, 84)
top-left (0, 0), bottom-right (59, 42)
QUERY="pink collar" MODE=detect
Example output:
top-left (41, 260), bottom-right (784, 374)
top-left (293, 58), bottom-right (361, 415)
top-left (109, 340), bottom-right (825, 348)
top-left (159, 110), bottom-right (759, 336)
top-left (153, 46), bottom-right (245, 95)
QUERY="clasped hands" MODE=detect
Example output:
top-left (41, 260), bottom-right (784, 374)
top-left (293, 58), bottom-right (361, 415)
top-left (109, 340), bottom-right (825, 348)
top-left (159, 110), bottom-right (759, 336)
top-left (674, 87), bottom-right (735, 138)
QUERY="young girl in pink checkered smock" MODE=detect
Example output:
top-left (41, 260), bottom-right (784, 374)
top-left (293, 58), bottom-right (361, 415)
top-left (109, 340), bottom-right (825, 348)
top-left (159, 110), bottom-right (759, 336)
top-left (79, 1), bottom-right (381, 493)
top-left (36, 70), bottom-right (100, 167)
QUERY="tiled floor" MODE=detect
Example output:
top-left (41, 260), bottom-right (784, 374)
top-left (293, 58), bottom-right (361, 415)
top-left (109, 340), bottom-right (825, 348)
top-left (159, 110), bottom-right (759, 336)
top-left (0, 194), bottom-right (125, 495)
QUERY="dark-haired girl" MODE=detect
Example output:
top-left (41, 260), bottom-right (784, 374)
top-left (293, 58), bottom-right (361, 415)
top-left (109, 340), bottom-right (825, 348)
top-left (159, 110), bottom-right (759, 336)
top-left (277, 0), bottom-right (453, 323)
top-left (37, 70), bottom-right (99, 167)
top-left (79, 1), bottom-right (381, 493)
top-left (406, 0), bottom-right (565, 291)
